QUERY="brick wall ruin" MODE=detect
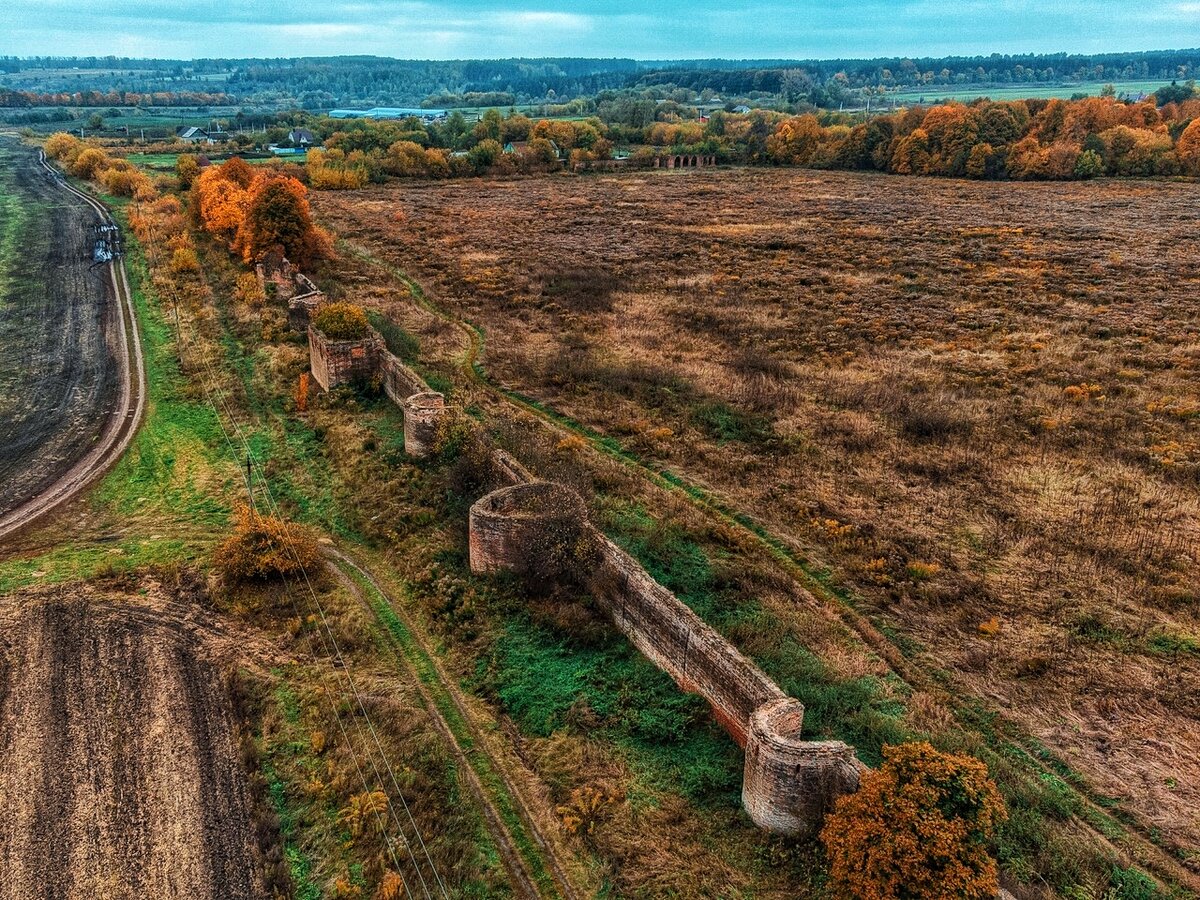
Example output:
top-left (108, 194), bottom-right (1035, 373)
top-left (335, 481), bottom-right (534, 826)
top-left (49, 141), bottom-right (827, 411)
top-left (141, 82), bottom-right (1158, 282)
top-left (379, 352), bottom-right (428, 406)
top-left (655, 154), bottom-right (718, 169)
top-left (307, 326), bottom-right (384, 392)
top-left (402, 392), bottom-right (448, 458)
top-left (467, 478), bottom-right (861, 838)
top-left (256, 255), bottom-right (327, 330)
top-left (306, 323), bottom-right (448, 459)
top-left (302, 293), bottom-right (861, 838)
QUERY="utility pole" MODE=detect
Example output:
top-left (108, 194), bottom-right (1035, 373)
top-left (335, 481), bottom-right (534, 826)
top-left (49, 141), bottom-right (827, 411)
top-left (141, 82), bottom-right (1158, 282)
top-left (246, 454), bottom-right (255, 511)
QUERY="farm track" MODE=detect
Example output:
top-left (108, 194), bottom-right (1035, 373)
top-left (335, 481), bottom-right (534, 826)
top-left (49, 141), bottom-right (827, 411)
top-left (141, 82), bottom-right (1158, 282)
top-left (329, 546), bottom-right (582, 900)
top-left (347, 240), bottom-right (1200, 893)
top-left (0, 144), bottom-right (145, 543)
top-left (0, 583), bottom-right (262, 899)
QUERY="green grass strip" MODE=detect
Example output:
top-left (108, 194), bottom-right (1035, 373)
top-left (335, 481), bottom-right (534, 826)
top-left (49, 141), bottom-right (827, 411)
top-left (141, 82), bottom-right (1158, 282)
top-left (337, 557), bottom-right (562, 899)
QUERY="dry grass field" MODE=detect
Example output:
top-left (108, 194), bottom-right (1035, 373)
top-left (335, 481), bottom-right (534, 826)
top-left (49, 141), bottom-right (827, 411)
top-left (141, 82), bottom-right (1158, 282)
top-left (315, 167), bottom-right (1200, 860)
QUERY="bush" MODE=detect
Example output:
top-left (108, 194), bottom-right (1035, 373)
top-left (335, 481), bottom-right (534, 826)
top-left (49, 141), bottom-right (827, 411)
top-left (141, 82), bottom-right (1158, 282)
top-left (213, 505), bottom-right (324, 582)
top-left (821, 741), bottom-right (1006, 900)
top-left (312, 302), bottom-right (370, 340)
top-left (44, 131), bottom-right (81, 161)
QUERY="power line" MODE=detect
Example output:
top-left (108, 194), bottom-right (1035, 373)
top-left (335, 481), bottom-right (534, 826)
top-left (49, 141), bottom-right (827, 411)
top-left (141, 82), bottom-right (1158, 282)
top-left (131, 197), bottom-right (434, 898)
top-left (173, 249), bottom-right (447, 900)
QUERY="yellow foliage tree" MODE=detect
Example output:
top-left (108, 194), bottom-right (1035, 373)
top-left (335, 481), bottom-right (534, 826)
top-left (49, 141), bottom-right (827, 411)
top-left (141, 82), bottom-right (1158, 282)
top-left (44, 132), bottom-right (81, 161)
top-left (70, 147), bottom-right (109, 179)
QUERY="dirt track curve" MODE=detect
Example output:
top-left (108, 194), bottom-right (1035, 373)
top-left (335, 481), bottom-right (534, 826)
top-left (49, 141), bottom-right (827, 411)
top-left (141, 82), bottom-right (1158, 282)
top-left (0, 139), bottom-right (145, 541)
top-left (0, 583), bottom-right (262, 900)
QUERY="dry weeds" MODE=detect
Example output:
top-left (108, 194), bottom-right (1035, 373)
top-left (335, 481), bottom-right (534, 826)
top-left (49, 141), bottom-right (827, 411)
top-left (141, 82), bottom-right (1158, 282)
top-left (314, 168), bottom-right (1200, 854)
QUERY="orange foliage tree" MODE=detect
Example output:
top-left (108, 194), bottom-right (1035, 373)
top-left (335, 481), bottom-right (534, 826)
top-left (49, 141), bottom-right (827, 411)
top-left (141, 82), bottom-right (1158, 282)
top-left (193, 157), bottom-right (332, 269)
top-left (237, 173), bottom-right (332, 267)
top-left (213, 505), bottom-right (323, 582)
top-left (1175, 118), bottom-right (1200, 175)
top-left (194, 164), bottom-right (249, 244)
top-left (821, 741), bottom-right (1006, 900)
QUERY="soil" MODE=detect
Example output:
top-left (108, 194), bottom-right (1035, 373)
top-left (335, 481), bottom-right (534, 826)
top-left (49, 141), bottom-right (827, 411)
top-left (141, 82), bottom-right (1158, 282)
top-left (0, 580), bottom-right (263, 900)
top-left (0, 138), bottom-right (118, 520)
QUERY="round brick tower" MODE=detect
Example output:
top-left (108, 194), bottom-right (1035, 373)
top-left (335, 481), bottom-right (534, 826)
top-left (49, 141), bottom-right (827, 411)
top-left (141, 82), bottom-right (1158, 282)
top-left (468, 482), bottom-right (588, 578)
top-left (742, 698), bottom-right (861, 837)
top-left (402, 392), bottom-right (448, 458)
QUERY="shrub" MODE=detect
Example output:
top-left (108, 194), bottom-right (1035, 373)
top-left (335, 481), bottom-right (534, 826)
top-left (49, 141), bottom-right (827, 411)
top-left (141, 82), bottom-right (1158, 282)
top-left (70, 147), bottom-right (109, 179)
top-left (169, 246), bottom-right (201, 276)
top-left (234, 271), bottom-right (266, 307)
top-left (312, 302), bottom-right (370, 340)
top-left (213, 505), bottom-right (323, 582)
top-left (44, 131), bottom-right (81, 161)
top-left (821, 741), bottom-right (1006, 900)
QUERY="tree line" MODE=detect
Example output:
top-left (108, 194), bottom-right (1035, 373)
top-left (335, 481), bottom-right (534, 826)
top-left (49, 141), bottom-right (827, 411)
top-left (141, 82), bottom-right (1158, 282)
top-left (0, 89), bottom-right (233, 108)
top-left (4, 50), bottom-right (1200, 110)
top-left (241, 89), bottom-right (1200, 185)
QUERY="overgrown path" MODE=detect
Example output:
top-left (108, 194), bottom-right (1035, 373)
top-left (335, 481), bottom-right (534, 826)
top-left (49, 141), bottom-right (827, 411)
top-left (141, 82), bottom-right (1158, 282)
top-left (328, 545), bottom-right (583, 900)
top-left (346, 240), bottom-right (1200, 893)
top-left (0, 144), bottom-right (146, 542)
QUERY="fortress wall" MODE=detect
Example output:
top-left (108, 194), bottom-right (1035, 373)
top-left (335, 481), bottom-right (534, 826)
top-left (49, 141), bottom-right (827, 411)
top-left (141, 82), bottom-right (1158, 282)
top-left (307, 327), bottom-right (384, 392)
top-left (300, 295), bottom-right (861, 837)
top-left (378, 350), bottom-right (428, 405)
top-left (467, 479), bottom-right (860, 836)
top-left (402, 392), bottom-right (448, 458)
top-left (491, 449), bottom-right (537, 487)
top-left (586, 532), bottom-right (785, 746)
top-left (743, 700), bottom-right (861, 835)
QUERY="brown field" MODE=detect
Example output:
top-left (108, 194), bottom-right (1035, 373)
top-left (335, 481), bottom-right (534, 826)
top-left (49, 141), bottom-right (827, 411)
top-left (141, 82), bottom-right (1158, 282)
top-left (0, 579), bottom-right (262, 900)
top-left (315, 168), bottom-right (1200, 857)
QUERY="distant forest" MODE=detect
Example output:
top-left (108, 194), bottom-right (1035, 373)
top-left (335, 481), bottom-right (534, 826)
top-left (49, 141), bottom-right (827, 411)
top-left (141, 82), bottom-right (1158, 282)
top-left (1, 50), bottom-right (1198, 110)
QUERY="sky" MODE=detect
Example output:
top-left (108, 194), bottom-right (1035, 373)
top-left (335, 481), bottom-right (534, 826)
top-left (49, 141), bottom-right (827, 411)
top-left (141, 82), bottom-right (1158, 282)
top-left (1, 0), bottom-right (1198, 60)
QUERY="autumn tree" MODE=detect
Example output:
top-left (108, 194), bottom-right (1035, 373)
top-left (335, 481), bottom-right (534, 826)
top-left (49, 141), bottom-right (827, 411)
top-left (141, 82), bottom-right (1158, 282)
top-left (767, 114), bottom-right (823, 165)
top-left (1175, 118), bottom-right (1200, 175)
top-left (194, 166), bottom-right (249, 245)
top-left (891, 128), bottom-right (931, 174)
top-left (821, 742), bottom-right (1006, 900)
top-left (467, 139), bottom-right (503, 170)
top-left (70, 147), bottom-right (109, 179)
top-left (176, 153), bottom-right (200, 188)
top-left (236, 174), bottom-right (331, 266)
top-left (44, 131), bottom-right (81, 161)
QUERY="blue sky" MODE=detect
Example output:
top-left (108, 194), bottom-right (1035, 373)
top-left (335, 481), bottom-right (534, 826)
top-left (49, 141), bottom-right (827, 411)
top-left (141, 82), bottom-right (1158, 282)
top-left (1, 0), bottom-right (1198, 59)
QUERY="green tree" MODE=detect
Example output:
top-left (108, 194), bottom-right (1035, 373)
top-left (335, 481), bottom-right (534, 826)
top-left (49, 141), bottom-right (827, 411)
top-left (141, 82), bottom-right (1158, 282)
top-left (1074, 149), bottom-right (1104, 179)
top-left (468, 138), bottom-right (503, 170)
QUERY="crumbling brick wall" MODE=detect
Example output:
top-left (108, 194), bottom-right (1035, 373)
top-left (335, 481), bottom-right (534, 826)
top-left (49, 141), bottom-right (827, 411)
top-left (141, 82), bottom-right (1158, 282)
top-left (402, 392), bottom-right (448, 458)
top-left (378, 351), bottom-right (428, 406)
top-left (587, 531), bottom-right (786, 745)
top-left (307, 326), bottom-right (383, 391)
top-left (467, 478), bottom-right (860, 837)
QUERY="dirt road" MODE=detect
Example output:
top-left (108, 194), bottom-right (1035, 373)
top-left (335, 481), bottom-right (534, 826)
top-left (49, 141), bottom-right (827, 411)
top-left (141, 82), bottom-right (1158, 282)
top-left (0, 582), bottom-right (263, 900)
top-left (0, 139), bottom-right (144, 539)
